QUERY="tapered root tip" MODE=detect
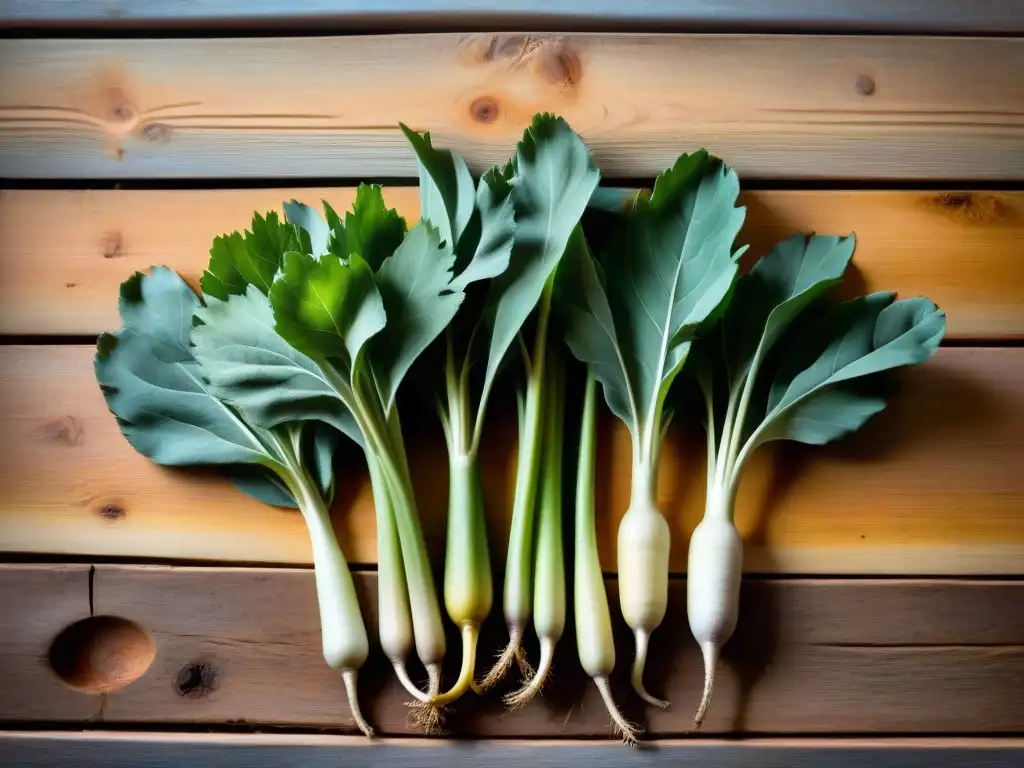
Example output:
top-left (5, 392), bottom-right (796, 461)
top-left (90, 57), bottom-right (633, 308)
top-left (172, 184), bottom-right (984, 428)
top-left (341, 670), bottom-right (374, 738)
top-left (631, 630), bottom-right (671, 710)
top-left (476, 626), bottom-right (524, 692)
top-left (594, 675), bottom-right (641, 747)
top-left (693, 642), bottom-right (719, 729)
top-left (503, 637), bottom-right (554, 711)
top-left (392, 661), bottom-right (431, 703)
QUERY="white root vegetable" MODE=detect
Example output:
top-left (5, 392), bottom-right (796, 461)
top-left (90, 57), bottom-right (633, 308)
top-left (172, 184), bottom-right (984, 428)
top-left (685, 489), bottom-right (742, 727)
top-left (687, 231), bottom-right (945, 727)
top-left (617, 492), bottom-right (672, 709)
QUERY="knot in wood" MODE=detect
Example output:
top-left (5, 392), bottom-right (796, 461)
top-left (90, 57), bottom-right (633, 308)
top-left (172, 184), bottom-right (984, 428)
top-left (175, 662), bottom-right (217, 698)
top-left (471, 97), bottom-right (500, 124)
top-left (142, 123), bottom-right (172, 143)
top-left (855, 74), bottom-right (876, 96)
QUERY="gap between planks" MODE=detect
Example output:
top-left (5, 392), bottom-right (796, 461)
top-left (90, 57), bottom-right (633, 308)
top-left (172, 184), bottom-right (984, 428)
top-left (2, 733), bottom-right (1024, 768)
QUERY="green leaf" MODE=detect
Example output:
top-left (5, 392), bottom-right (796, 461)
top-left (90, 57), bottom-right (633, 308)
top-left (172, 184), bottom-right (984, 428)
top-left (754, 292), bottom-right (946, 446)
top-left (399, 123), bottom-right (475, 250)
top-left (200, 211), bottom-right (298, 298)
top-left (483, 114), bottom-right (601, 392)
top-left (343, 184), bottom-right (407, 270)
top-left (371, 221), bottom-right (464, 412)
top-left (95, 267), bottom-right (275, 468)
top-left (556, 225), bottom-right (634, 426)
top-left (582, 157), bottom-right (743, 438)
top-left (270, 251), bottom-right (387, 374)
top-left (450, 166), bottom-right (517, 290)
top-left (723, 232), bottom-right (856, 385)
top-left (284, 200), bottom-right (332, 258)
top-left (200, 233), bottom-right (248, 301)
top-left (227, 466), bottom-right (298, 508)
top-left (191, 286), bottom-right (363, 446)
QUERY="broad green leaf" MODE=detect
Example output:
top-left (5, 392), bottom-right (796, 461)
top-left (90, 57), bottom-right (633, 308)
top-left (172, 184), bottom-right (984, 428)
top-left (192, 287), bottom-right (363, 446)
top-left (270, 251), bottom-right (386, 374)
top-left (200, 211), bottom-right (299, 298)
top-left (754, 292), bottom-right (946, 446)
top-left (596, 157), bottom-right (744, 430)
top-left (399, 123), bottom-right (475, 250)
top-left (201, 233), bottom-right (248, 300)
top-left (648, 150), bottom-right (710, 211)
top-left (371, 221), bottom-right (463, 411)
top-left (724, 232), bottom-right (856, 385)
top-left (450, 167), bottom-right (516, 290)
top-left (342, 184), bottom-right (407, 270)
top-left (226, 466), bottom-right (298, 508)
top-left (95, 267), bottom-right (275, 468)
top-left (556, 225), bottom-right (635, 426)
top-left (483, 114), bottom-right (601, 392)
top-left (284, 199), bottom-right (332, 258)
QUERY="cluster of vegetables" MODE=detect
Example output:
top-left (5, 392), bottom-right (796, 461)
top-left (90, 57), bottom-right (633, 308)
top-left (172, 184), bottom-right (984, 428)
top-left (95, 113), bottom-right (945, 743)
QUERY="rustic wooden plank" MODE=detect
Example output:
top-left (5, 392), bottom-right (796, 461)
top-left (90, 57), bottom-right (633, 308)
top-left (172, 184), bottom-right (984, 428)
top-left (1, 35), bottom-right (1022, 180)
top-left (1, 346), bottom-right (1022, 574)
top-left (2, 734), bottom-right (1023, 768)
top-left (0, 565), bottom-right (1010, 735)
top-left (0, 564), bottom-right (97, 720)
top-left (2, 188), bottom-right (1021, 339)
top-left (3, 0), bottom-right (1022, 34)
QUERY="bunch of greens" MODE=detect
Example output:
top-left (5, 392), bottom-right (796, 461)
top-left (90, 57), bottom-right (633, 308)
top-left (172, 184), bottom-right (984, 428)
top-left (399, 114), bottom-right (599, 708)
top-left (685, 231), bottom-right (946, 727)
top-left (95, 112), bottom-right (948, 743)
top-left (95, 266), bottom-right (373, 735)
top-left (558, 151), bottom-right (745, 712)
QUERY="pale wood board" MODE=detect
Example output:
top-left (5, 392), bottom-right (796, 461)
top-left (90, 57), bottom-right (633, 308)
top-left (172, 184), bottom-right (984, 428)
top-left (1, 564), bottom-right (1021, 736)
top-left (1, 346), bottom-right (1022, 574)
top-left (3, 0), bottom-right (1023, 34)
top-left (1, 34), bottom-right (1022, 179)
top-left (2, 734), bottom-right (1024, 768)
top-left (2, 188), bottom-right (1022, 339)
top-left (0, 564), bottom-right (98, 721)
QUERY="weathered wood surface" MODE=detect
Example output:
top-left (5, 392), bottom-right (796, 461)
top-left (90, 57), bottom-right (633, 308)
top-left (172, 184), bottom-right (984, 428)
top-left (2, 734), bottom-right (1024, 768)
top-left (2, 564), bottom-right (1023, 735)
top-left (3, 0), bottom-right (1023, 34)
top-left (0, 564), bottom-right (97, 721)
top-left (1, 346), bottom-right (1021, 574)
top-left (2, 34), bottom-right (1022, 180)
top-left (2, 188), bottom-right (1021, 339)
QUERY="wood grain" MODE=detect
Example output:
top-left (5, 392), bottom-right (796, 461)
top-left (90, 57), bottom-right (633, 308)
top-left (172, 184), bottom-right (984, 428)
top-left (2, 188), bottom-right (1022, 338)
top-left (1, 346), bottom-right (1022, 574)
top-left (3, 1), bottom-right (1023, 34)
top-left (1, 34), bottom-right (1022, 179)
top-left (0, 564), bottom-right (97, 721)
top-left (2, 733), bottom-right (1023, 768)
top-left (2, 564), bottom-right (1022, 735)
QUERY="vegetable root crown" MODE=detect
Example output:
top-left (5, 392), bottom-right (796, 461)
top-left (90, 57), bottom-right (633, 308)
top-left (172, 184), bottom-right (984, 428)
top-left (477, 625), bottom-right (527, 691)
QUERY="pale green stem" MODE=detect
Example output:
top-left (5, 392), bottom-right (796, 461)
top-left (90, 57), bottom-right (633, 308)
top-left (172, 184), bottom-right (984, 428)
top-left (501, 283), bottom-right (554, 627)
